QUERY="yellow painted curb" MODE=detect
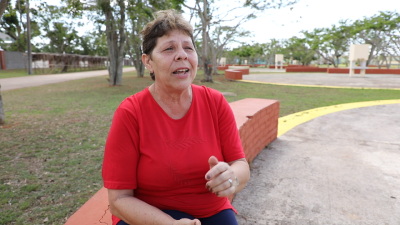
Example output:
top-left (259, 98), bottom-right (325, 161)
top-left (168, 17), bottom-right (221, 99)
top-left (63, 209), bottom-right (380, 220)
top-left (278, 99), bottom-right (400, 137)
top-left (238, 79), bottom-right (400, 90)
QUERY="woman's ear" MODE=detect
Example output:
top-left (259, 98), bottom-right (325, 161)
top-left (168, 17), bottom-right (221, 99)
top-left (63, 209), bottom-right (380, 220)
top-left (142, 54), bottom-right (153, 72)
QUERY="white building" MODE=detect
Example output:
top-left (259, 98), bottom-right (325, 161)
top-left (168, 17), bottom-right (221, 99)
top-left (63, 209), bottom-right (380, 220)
top-left (0, 32), bottom-right (14, 44)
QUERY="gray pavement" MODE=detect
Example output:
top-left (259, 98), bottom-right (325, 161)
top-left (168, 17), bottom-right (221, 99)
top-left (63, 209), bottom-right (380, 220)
top-left (0, 67), bottom-right (136, 91)
top-left (233, 103), bottom-right (400, 225)
top-left (245, 69), bottom-right (400, 89)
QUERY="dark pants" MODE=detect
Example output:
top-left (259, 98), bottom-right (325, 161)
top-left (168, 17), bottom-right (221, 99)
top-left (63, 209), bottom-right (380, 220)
top-left (117, 209), bottom-right (238, 225)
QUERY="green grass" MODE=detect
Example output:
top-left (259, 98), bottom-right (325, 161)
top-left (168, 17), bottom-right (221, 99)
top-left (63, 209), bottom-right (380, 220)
top-left (1, 70), bottom-right (400, 224)
top-left (0, 66), bottom-right (115, 79)
top-left (0, 69), bottom-right (30, 79)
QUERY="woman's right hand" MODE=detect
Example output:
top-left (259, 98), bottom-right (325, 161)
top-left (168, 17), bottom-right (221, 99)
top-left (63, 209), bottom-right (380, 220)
top-left (173, 218), bottom-right (201, 225)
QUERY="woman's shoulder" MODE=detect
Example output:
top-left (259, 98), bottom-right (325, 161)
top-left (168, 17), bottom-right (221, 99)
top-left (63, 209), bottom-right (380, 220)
top-left (117, 87), bottom-right (151, 112)
top-left (192, 84), bottom-right (224, 100)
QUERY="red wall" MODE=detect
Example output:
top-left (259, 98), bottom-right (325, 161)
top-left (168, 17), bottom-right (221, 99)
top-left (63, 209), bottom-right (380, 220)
top-left (327, 68), bottom-right (400, 74)
top-left (286, 67), bottom-right (327, 72)
top-left (269, 65), bottom-right (287, 69)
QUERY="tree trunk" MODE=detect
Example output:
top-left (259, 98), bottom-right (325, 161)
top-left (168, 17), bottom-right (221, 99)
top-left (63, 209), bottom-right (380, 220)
top-left (103, 0), bottom-right (125, 86)
top-left (211, 49), bottom-right (219, 75)
top-left (202, 61), bottom-right (212, 82)
top-left (386, 55), bottom-right (392, 69)
top-left (378, 56), bottom-right (385, 69)
top-left (200, 1), bottom-right (212, 82)
top-left (366, 45), bottom-right (376, 66)
top-left (0, 0), bottom-right (9, 19)
top-left (61, 60), bottom-right (69, 72)
top-left (0, 84), bottom-right (5, 125)
top-left (334, 56), bottom-right (339, 68)
top-left (133, 54), bottom-right (145, 77)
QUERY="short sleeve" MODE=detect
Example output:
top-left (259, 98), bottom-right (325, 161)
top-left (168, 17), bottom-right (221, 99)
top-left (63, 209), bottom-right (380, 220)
top-left (102, 105), bottom-right (140, 189)
top-left (213, 91), bottom-right (245, 162)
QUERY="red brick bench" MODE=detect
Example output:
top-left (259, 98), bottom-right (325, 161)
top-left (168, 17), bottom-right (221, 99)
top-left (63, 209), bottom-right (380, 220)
top-left (217, 66), bottom-right (229, 71)
top-left (225, 69), bottom-right (243, 80)
top-left (65, 98), bottom-right (280, 225)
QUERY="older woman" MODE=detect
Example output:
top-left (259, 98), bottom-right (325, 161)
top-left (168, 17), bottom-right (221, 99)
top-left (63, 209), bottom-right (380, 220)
top-left (102, 9), bottom-right (250, 225)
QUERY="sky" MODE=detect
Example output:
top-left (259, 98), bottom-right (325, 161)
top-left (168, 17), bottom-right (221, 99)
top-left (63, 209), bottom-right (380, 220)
top-left (13, 0), bottom-right (398, 49)
top-left (232, 0), bottom-right (398, 45)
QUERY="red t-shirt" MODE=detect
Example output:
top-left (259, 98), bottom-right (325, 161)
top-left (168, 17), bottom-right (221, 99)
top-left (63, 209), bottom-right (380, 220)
top-left (102, 84), bottom-right (245, 225)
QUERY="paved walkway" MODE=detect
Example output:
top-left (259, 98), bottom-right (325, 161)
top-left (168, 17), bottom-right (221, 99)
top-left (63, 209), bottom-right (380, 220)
top-left (0, 67), bottom-right (136, 91)
top-left (244, 69), bottom-right (400, 89)
top-left (233, 103), bottom-right (400, 224)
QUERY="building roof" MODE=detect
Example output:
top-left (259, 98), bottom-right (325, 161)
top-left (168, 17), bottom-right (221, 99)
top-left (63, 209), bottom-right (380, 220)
top-left (0, 32), bottom-right (14, 43)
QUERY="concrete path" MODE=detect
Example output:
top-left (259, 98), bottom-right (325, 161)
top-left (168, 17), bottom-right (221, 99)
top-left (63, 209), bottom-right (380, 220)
top-left (233, 103), bottom-right (400, 225)
top-left (244, 69), bottom-right (400, 89)
top-left (0, 67), bottom-right (136, 91)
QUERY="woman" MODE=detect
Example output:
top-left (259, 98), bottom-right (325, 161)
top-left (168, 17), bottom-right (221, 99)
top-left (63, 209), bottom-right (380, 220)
top-left (102, 9), bottom-right (250, 225)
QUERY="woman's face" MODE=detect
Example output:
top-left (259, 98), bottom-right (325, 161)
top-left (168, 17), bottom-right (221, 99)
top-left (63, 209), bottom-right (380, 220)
top-left (143, 29), bottom-right (198, 92)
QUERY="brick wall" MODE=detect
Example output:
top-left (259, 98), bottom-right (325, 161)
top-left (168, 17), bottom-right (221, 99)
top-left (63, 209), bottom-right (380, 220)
top-left (286, 67), bottom-right (328, 72)
top-left (327, 68), bottom-right (400, 74)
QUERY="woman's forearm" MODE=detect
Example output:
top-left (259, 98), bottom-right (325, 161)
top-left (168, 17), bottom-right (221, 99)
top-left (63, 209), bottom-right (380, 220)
top-left (108, 189), bottom-right (175, 225)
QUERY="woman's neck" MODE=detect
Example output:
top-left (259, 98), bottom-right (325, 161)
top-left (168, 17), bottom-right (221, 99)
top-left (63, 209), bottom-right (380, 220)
top-left (149, 83), bottom-right (192, 119)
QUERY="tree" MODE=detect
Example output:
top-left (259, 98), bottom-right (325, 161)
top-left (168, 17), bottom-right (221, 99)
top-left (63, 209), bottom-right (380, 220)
top-left (282, 36), bottom-right (316, 65)
top-left (231, 43), bottom-right (262, 65)
top-left (79, 31), bottom-right (108, 56)
top-left (351, 11), bottom-right (400, 66)
top-left (248, 43), bottom-right (264, 66)
top-left (0, 0), bottom-right (11, 125)
top-left (0, 84), bottom-right (4, 125)
top-left (387, 32), bottom-right (400, 67)
top-left (184, 0), bottom-right (298, 82)
top-left (0, 0), bottom-right (10, 19)
top-left (37, 2), bottom-right (82, 54)
top-left (0, 0), bottom-right (40, 52)
top-left (383, 12), bottom-right (400, 68)
top-left (304, 22), bottom-right (351, 67)
top-left (99, 0), bottom-right (126, 86)
top-left (125, 0), bottom-right (181, 78)
top-left (208, 25), bottom-right (250, 74)
top-left (125, 1), bottom-right (148, 78)
top-left (262, 39), bottom-right (283, 67)
top-left (64, 0), bottom-right (126, 86)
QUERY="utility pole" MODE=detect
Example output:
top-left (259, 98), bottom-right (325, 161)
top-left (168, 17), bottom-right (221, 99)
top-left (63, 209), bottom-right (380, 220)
top-left (26, 0), bottom-right (32, 75)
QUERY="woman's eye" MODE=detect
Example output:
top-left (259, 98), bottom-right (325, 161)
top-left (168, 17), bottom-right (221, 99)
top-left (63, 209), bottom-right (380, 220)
top-left (165, 47), bottom-right (173, 51)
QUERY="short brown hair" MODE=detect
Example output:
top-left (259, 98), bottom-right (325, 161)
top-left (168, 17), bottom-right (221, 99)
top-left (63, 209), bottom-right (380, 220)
top-left (141, 9), bottom-right (195, 58)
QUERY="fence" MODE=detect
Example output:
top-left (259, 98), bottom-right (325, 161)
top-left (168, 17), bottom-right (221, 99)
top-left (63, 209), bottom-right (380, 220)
top-left (0, 51), bottom-right (26, 70)
top-left (31, 53), bottom-right (109, 74)
top-left (0, 51), bottom-right (125, 74)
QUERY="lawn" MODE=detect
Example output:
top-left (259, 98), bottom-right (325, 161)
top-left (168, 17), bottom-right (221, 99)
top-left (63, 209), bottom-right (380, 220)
top-left (0, 69), bottom-right (30, 79)
top-left (0, 66), bottom-right (130, 79)
top-left (1, 70), bottom-right (400, 224)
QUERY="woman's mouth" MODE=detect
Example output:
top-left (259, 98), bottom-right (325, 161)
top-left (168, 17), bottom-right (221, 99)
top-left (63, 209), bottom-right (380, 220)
top-left (173, 69), bottom-right (189, 75)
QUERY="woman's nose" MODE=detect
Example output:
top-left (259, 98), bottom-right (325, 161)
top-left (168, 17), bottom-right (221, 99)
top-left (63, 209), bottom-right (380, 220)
top-left (175, 47), bottom-right (188, 61)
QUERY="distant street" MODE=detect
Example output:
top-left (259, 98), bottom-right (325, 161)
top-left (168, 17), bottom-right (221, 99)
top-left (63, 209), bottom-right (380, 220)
top-left (0, 67), bottom-right (136, 91)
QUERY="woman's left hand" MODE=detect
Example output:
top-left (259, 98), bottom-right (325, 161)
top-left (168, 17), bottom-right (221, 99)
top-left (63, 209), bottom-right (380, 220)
top-left (205, 156), bottom-right (236, 197)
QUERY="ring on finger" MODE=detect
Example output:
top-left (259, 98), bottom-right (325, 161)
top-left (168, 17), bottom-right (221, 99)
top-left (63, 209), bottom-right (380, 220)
top-left (228, 179), bottom-right (233, 187)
